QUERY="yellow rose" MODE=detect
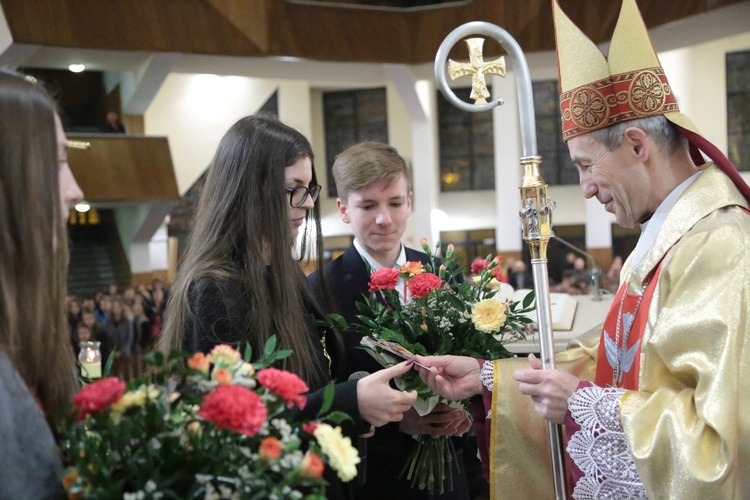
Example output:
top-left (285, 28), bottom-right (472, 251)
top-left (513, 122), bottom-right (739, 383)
top-left (237, 362), bottom-right (255, 377)
top-left (486, 278), bottom-right (502, 290)
top-left (208, 344), bottom-right (241, 367)
top-left (471, 299), bottom-right (507, 333)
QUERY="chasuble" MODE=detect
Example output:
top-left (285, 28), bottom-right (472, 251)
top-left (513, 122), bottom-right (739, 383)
top-left (475, 165), bottom-right (750, 499)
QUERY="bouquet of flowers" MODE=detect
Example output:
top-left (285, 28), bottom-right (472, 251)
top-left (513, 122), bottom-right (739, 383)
top-left (60, 338), bottom-right (359, 499)
top-left (346, 239), bottom-right (535, 494)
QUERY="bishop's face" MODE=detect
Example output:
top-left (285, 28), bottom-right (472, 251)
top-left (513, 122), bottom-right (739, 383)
top-left (568, 133), bottom-right (651, 228)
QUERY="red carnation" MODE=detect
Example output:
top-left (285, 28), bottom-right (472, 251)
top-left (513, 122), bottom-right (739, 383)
top-left (408, 272), bottom-right (443, 299)
top-left (471, 259), bottom-right (489, 275)
top-left (368, 267), bottom-right (400, 293)
top-left (199, 385), bottom-right (267, 437)
top-left (257, 368), bottom-right (309, 410)
top-left (71, 377), bottom-right (126, 422)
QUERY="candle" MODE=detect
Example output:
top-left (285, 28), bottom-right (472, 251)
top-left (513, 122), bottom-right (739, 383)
top-left (78, 341), bottom-right (102, 379)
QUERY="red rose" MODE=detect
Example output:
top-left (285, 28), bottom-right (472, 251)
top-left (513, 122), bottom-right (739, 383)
top-left (301, 451), bottom-right (325, 479)
top-left (368, 267), bottom-right (400, 293)
top-left (408, 272), bottom-right (443, 299)
top-left (71, 377), bottom-right (126, 422)
top-left (257, 368), bottom-right (309, 410)
top-left (259, 436), bottom-right (283, 461)
top-left (302, 422), bottom-right (319, 434)
top-left (471, 259), bottom-right (489, 275)
top-left (198, 385), bottom-right (267, 437)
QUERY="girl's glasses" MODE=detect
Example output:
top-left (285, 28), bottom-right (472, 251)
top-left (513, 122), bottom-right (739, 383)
top-left (286, 184), bottom-right (322, 208)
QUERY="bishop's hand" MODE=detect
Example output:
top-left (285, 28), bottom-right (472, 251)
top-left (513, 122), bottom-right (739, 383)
top-left (413, 354), bottom-right (483, 401)
top-left (512, 353), bottom-right (580, 424)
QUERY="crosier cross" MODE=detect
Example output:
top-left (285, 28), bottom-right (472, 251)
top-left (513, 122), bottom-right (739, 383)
top-left (448, 38), bottom-right (506, 104)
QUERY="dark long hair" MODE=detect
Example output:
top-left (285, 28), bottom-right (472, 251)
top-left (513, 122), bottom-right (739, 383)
top-left (159, 115), bottom-right (333, 385)
top-left (0, 70), bottom-right (78, 425)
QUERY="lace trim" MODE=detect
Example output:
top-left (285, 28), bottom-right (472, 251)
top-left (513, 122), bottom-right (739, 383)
top-left (480, 361), bottom-right (494, 393)
top-left (480, 361), bottom-right (494, 421)
top-left (567, 386), bottom-right (647, 500)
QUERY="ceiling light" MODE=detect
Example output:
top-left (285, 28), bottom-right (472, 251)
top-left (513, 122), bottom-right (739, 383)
top-left (68, 64), bottom-right (85, 73)
top-left (75, 201), bottom-right (91, 213)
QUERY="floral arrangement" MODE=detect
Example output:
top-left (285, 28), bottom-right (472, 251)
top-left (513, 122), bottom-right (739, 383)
top-left (340, 239), bottom-right (535, 494)
top-left (60, 339), bottom-right (358, 499)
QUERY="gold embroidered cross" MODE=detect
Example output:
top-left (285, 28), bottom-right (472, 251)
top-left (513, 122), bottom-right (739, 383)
top-left (448, 38), bottom-right (506, 105)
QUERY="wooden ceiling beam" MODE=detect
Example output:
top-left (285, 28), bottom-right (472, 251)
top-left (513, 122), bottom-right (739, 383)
top-left (0, 0), bottom-right (745, 64)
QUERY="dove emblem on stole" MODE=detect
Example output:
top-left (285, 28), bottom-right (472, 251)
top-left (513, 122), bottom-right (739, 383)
top-left (604, 312), bottom-right (641, 384)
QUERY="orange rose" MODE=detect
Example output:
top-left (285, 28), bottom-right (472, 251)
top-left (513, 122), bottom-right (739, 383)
top-left (212, 368), bottom-right (232, 385)
top-left (301, 452), bottom-right (325, 479)
top-left (401, 261), bottom-right (425, 278)
top-left (187, 352), bottom-right (210, 374)
top-left (259, 436), bottom-right (283, 461)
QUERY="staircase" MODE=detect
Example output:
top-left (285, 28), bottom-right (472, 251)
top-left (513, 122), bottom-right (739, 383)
top-left (67, 209), bottom-right (131, 296)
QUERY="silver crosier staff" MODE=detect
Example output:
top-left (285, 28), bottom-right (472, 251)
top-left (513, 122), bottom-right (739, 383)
top-left (435, 22), bottom-right (566, 499)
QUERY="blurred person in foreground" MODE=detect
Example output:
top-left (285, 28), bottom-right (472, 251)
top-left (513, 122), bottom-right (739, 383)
top-left (0, 69), bottom-right (84, 498)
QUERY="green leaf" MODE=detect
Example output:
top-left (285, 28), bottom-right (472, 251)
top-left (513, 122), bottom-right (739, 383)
top-left (523, 290), bottom-right (536, 309)
top-left (327, 313), bottom-right (348, 329)
top-left (263, 336), bottom-right (278, 357)
top-left (242, 343), bottom-right (253, 362)
top-left (274, 349), bottom-right (293, 360)
top-left (322, 410), bottom-right (353, 425)
top-left (104, 350), bottom-right (117, 376)
top-left (317, 382), bottom-right (336, 416)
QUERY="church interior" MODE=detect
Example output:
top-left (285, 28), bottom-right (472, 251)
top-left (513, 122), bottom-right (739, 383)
top-left (2, 0), bottom-right (748, 299)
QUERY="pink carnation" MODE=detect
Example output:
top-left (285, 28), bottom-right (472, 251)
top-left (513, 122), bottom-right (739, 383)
top-left (471, 259), bottom-right (490, 275)
top-left (408, 272), bottom-right (443, 299)
top-left (257, 368), bottom-right (309, 409)
top-left (368, 267), bottom-right (400, 293)
top-left (199, 385), bottom-right (267, 437)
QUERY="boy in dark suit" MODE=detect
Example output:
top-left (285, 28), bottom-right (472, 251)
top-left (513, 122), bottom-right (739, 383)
top-left (309, 142), bottom-right (482, 499)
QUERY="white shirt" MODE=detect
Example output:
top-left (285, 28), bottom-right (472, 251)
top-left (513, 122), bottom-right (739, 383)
top-left (630, 171), bottom-right (701, 273)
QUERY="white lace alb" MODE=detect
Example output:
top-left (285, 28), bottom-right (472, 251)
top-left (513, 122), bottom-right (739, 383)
top-left (480, 361), bottom-right (494, 420)
top-left (567, 385), bottom-right (647, 499)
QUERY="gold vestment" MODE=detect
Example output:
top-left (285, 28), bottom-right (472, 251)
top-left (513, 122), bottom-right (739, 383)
top-left (488, 164), bottom-right (750, 499)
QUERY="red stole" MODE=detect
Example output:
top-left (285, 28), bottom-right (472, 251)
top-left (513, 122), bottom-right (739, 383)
top-left (594, 265), bottom-right (662, 389)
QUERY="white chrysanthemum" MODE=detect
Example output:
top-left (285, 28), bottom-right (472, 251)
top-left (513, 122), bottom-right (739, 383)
top-left (313, 423), bottom-right (360, 481)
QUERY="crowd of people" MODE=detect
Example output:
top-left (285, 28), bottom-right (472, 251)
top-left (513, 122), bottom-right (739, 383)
top-left (66, 279), bottom-right (168, 381)
top-left (467, 252), bottom-right (623, 298)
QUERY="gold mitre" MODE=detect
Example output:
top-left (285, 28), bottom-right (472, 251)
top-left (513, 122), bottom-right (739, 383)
top-left (552, 0), bottom-right (699, 141)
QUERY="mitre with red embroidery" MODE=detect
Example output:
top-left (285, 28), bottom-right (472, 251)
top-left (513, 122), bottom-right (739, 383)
top-left (552, 0), bottom-right (750, 200)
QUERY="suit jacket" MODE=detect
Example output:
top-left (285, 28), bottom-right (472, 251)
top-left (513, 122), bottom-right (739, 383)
top-left (309, 244), bottom-right (473, 499)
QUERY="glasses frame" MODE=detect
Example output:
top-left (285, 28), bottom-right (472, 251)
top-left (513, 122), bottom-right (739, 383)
top-left (286, 184), bottom-right (322, 208)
